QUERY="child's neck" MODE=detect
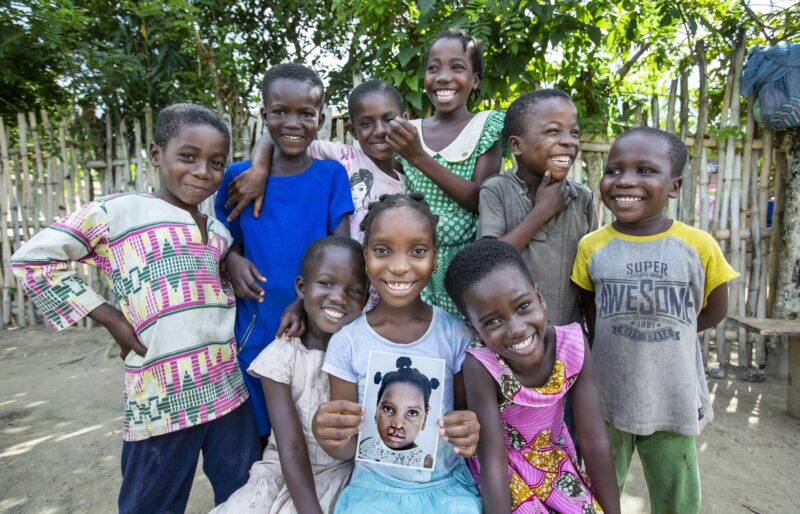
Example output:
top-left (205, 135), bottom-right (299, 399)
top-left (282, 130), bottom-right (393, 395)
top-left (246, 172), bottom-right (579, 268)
top-left (269, 147), bottom-right (314, 177)
top-left (516, 165), bottom-right (546, 195)
top-left (507, 326), bottom-right (557, 389)
top-left (301, 322), bottom-right (331, 352)
top-left (367, 295), bottom-right (432, 344)
top-left (612, 216), bottom-right (674, 237)
top-left (366, 154), bottom-right (399, 180)
top-left (432, 104), bottom-right (473, 123)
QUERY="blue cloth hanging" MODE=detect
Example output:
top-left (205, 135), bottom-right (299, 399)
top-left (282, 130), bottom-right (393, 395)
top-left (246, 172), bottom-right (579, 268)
top-left (741, 42), bottom-right (800, 130)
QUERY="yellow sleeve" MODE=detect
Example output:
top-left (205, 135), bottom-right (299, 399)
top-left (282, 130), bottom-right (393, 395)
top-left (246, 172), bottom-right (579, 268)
top-left (571, 235), bottom-right (595, 291)
top-left (684, 228), bottom-right (740, 307)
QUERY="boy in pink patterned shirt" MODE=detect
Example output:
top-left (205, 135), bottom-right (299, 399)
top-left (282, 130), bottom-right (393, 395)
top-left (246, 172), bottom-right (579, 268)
top-left (10, 104), bottom-right (259, 514)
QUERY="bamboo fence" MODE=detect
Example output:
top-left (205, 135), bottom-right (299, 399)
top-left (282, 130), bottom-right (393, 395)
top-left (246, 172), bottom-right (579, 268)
top-left (0, 39), bottom-right (788, 372)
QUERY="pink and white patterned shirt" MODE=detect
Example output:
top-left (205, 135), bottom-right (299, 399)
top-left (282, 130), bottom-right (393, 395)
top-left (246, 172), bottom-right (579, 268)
top-left (11, 193), bottom-right (248, 441)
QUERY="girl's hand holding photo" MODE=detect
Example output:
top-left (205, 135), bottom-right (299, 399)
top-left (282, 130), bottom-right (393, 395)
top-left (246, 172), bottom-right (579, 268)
top-left (312, 400), bottom-right (365, 455)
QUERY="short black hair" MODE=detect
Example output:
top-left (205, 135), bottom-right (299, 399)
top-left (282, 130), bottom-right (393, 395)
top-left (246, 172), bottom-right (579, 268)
top-left (374, 356), bottom-right (440, 411)
top-left (503, 89), bottom-right (574, 142)
top-left (444, 238), bottom-right (535, 316)
top-left (614, 126), bottom-right (688, 177)
top-left (300, 236), bottom-right (365, 283)
top-left (348, 79), bottom-right (403, 121)
top-left (261, 63), bottom-right (325, 108)
top-left (425, 28), bottom-right (484, 101)
top-left (359, 193), bottom-right (439, 246)
top-left (153, 103), bottom-right (230, 150)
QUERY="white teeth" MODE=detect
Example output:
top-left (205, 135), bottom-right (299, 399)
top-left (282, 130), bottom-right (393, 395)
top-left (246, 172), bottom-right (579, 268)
top-left (614, 196), bottom-right (643, 206)
top-left (435, 90), bottom-right (457, 102)
top-left (386, 281), bottom-right (413, 291)
top-left (283, 135), bottom-right (303, 140)
top-left (510, 336), bottom-right (533, 350)
top-left (550, 156), bottom-right (573, 167)
top-left (323, 308), bottom-right (344, 319)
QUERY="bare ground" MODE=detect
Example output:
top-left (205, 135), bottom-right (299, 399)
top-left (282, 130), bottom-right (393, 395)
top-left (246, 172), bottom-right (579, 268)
top-left (1, 326), bottom-right (798, 514)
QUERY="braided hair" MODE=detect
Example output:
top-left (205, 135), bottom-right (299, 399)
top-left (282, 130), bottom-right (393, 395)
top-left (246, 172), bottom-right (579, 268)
top-left (374, 356), bottom-right (440, 411)
top-left (359, 192), bottom-right (439, 246)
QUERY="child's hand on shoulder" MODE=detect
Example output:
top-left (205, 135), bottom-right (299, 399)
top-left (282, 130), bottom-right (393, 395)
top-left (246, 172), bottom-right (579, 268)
top-left (276, 298), bottom-right (306, 338)
top-left (312, 400), bottom-right (364, 450)
top-left (533, 170), bottom-right (572, 219)
top-left (386, 118), bottom-right (425, 162)
top-left (439, 409), bottom-right (480, 458)
top-left (225, 163), bottom-right (269, 221)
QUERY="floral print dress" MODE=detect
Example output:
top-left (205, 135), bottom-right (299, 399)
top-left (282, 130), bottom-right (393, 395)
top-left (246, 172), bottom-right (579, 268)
top-left (466, 323), bottom-right (602, 513)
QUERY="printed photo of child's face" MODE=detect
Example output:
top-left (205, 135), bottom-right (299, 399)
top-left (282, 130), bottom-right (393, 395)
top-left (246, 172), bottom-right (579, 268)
top-left (375, 381), bottom-right (427, 450)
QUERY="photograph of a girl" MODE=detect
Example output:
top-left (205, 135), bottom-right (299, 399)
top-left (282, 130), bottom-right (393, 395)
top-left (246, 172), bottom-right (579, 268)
top-left (357, 354), bottom-right (445, 470)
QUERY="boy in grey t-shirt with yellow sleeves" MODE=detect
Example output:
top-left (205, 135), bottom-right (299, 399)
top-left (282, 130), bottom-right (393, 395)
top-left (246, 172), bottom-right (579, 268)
top-left (571, 127), bottom-right (738, 514)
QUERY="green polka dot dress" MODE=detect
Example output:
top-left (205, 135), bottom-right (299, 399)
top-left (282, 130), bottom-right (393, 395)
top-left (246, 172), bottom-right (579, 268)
top-left (397, 110), bottom-right (506, 315)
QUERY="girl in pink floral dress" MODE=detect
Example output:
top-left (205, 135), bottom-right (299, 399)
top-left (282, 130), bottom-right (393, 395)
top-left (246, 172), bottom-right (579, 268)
top-left (444, 239), bottom-right (620, 514)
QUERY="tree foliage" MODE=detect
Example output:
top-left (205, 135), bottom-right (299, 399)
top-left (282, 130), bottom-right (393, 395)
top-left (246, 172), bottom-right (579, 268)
top-left (1, 0), bottom-right (797, 141)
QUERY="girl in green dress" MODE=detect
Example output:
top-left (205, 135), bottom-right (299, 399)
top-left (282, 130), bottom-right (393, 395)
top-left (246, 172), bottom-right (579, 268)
top-left (386, 28), bottom-right (506, 315)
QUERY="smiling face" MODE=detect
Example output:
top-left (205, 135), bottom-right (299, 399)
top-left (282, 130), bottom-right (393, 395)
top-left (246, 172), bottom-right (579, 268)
top-left (463, 265), bottom-right (548, 372)
top-left (351, 92), bottom-right (402, 163)
top-left (150, 124), bottom-right (228, 213)
top-left (263, 78), bottom-right (324, 158)
top-left (364, 206), bottom-right (436, 308)
top-left (296, 247), bottom-right (367, 338)
top-left (600, 132), bottom-right (682, 236)
top-left (424, 37), bottom-right (480, 114)
top-left (376, 381), bottom-right (427, 450)
top-left (510, 97), bottom-right (579, 181)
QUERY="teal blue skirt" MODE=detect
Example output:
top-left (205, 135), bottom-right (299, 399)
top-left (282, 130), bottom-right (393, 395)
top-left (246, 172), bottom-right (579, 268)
top-left (334, 462), bottom-right (482, 513)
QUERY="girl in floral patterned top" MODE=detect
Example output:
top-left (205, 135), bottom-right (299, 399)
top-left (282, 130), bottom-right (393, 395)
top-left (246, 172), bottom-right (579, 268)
top-left (445, 239), bottom-right (620, 514)
top-left (387, 28), bottom-right (506, 315)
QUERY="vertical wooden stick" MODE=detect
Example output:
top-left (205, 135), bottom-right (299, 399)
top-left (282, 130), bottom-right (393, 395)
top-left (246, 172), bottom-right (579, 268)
top-left (16, 113), bottom-right (32, 243)
top-left (767, 150), bottom-right (786, 317)
top-left (0, 119), bottom-right (13, 326)
top-left (679, 69), bottom-right (689, 140)
top-left (134, 119), bottom-right (144, 193)
top-left (665, 79), bottom-right (678, 134)
top-left (104, 112), bottom-right (113, 195)
top-left (28, 112), bottom-right (45, 233)
top-left (40, 110), bottom-right (55, 222)
top-left (145, 104), bottom-right (156, 192)
top-left (57, 120), bottom-right (68, 218)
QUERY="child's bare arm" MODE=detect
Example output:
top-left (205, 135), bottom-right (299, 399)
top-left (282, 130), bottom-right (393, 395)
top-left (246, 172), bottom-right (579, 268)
top-left (697, 283), bottom-right (729, 333)
top-left (89, 303), bottom-right (148, 360)
top-left (313, 375), bottom-right (362, 460)
top-left (463, 356), bottom-right (511, 512)
top-left (332, 216), bottom-right (350, 238)
top-left (225, 243), bottom-right (266, 301)
top-left (225, 134), bottom-right (273, 221)
top-left (578, 288), bottom-right (596, 346)
top-left (262, 377), bottom-right (324, 514)
top-left (571, 338), bottom-right (621, 514)
top-left (386, 119), bottom-right (502, 212)
top-left (500, 171), bottom-right (572, 251)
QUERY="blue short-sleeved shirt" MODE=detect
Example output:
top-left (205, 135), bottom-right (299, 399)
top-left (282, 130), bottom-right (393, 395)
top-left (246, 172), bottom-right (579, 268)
top-left (215, 159), bottom-right (353, 434)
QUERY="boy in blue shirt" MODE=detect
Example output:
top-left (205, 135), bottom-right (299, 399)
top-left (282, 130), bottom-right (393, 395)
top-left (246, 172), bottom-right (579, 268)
top-left (571, 127), bottom-right (738, 513)
top-left (215, 63), bottom-right (353, 442)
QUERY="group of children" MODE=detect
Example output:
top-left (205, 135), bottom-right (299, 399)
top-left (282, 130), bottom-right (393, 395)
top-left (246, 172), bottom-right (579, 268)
top-left (10, 27), bottom-right (737, 514)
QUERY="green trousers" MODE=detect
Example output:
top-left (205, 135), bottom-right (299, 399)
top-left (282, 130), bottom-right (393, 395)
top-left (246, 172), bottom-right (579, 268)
top-left (607, 424), bottom-right (701, 514)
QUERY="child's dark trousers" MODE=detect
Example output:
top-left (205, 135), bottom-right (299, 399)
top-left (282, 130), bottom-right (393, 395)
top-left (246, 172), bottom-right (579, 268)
top-left (118, 401), bottom-right (260, 514)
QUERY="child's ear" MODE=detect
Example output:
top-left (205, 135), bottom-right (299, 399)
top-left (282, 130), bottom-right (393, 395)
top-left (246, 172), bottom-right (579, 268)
top-left (508, 135), bottom-right (523, 157)
top-left (668, 176), bottom-right (683, 199)
top-left (317, 110), bottom-right (326, 131)
top-left (149, 142), bottom-right (161, 168)
top-left (294, 276), bottom-right (305, 299)
top-left (534, 286), bottom-right (547, 311)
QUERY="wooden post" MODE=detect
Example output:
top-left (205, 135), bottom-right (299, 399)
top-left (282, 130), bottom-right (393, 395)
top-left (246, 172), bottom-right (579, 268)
top-left (736, 98), bottom-right (756, 368)
top-left (28, 112), bottom-right (45, 233)
top-left (119, 118), bottom-right (132, 191)
top-left (679, 69), bottom-right (689, 140)
top-left (650, 94), bottom-right (660, 129)
top-left (755, 130), bottom-right (773, 366)
top-left (16, 113), bottom-right (32, 243)
top-left (571, 151), bottom-right (584, 185)
top-left (134, 119), bottom-right (144, 193)
top-left (770, 129), bottom-right (800, 377)
top-left (104, 112), bottom-right (113, 195)
top-left (0, 119), bottom-right (13, 326)
top-left (57, 120), bottom-right (68, 218)
top-left (665, 79), bottom-right (678, 134)
top-left (40, 110), bottom-right (55, 222)
top-left (768, 150), bottom-right (786, 317)
top-left (145, 104), bottom-right (157, 191)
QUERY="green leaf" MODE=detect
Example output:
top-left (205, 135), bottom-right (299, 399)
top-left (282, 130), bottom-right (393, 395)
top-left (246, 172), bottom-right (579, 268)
top-left (398, 47), bottom-right (416, 67)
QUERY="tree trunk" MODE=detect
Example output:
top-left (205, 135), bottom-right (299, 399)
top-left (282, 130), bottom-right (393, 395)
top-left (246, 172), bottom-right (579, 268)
top-left (769, 128), bottom-right (800, 377)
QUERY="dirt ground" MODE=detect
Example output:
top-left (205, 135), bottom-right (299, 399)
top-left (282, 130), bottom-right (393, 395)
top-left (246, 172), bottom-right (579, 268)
top-left (1, 326), bottom-right (798, 514)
